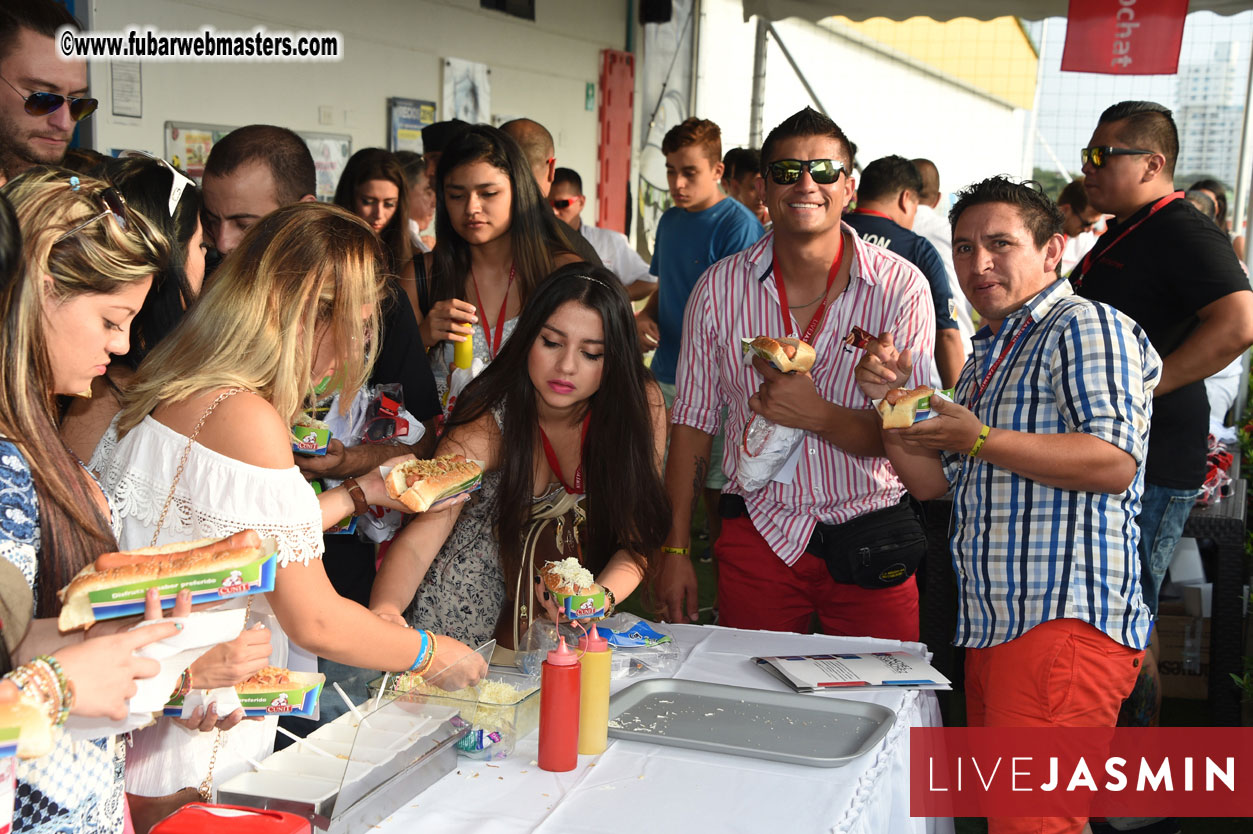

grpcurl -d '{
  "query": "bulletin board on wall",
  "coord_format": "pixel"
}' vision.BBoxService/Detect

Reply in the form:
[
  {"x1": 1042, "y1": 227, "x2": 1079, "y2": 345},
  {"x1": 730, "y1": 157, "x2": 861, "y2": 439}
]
[{"x1": 164, "y1": 122, "x2": 352, "y2": 201}]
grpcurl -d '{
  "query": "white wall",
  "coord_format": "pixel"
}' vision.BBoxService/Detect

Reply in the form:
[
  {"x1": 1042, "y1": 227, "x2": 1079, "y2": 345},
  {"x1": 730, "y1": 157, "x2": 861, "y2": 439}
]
[
  {"x1": 86, "y1": 0, "x2": 632, "y2": 210},
  {"x1": 695, "y1": 0, "x2": 1029, "y2": 201}
]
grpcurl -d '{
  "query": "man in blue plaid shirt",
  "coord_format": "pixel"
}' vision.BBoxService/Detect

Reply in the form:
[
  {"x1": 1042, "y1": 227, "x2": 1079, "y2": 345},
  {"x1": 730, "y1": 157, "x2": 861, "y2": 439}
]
[{"x1": 856, "y1": 177, "x2": 1160, "y2": 834}]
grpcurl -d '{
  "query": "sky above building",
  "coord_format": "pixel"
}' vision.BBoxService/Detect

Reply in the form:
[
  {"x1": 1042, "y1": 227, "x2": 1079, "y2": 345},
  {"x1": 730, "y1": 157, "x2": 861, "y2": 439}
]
[{"x1": 1026, "y1": 10, "x2": 1252, "y2": 182}]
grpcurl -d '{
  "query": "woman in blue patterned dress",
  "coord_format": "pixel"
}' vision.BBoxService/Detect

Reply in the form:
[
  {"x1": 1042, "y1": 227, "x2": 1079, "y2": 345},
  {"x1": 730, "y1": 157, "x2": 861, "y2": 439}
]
[{"x1": 0, "y1": 169, "x2": 185, "y2": 833}]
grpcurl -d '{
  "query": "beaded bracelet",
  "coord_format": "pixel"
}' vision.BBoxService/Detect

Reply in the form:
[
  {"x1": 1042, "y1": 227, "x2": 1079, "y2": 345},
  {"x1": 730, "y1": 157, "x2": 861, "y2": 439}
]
[
  {"x1": 603, "y1": 587, "x2": 617, "y2": 616},
  {"x1": 37, "y1": 656, "x2": 74, "y2": 726},
  {"x1": 9, "y1": 659, "x2": 65, "y2": 727}
]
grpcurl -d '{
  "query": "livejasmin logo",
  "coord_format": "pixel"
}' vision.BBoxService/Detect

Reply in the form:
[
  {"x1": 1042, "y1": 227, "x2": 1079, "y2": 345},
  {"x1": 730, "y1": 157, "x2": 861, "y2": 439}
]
[
  {"x1": 926, "y1": 754, "x2": 1234, "y2": 793},
  {"x1": 1111, "y1": 0, "x2": 1140, "y2": 69},
  {"x1": 909, "y1": 728, "x2": 1253, "y2": 818}
]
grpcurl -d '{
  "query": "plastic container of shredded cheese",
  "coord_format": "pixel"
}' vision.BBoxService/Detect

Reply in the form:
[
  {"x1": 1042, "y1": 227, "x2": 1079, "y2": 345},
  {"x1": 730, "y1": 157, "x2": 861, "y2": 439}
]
[{"x1": 367, "y1": 667, "x2": 540, "y2": 761}]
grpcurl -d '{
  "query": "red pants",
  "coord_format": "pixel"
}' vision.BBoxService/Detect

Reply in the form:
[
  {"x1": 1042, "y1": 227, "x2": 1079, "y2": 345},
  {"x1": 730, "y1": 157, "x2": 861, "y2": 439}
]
[
  {"x1": 965, "y1": 618, "x2": 1144, "y2": 834},
  {"x1": 714, "y1": 515, "x2": 918, "y2": 641}
]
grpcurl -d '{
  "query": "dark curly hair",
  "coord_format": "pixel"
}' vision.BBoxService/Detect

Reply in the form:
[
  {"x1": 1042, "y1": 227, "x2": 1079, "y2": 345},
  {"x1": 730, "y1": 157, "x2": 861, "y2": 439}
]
[{"x1": 949, "y1": 176, "x2": 1063, "y2": 248}]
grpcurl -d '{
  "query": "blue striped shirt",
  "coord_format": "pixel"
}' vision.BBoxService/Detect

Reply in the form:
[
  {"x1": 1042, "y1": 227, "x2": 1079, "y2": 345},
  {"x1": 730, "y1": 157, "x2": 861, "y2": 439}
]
[{"x1": 941, "y1": 278, "x2": 1160, "y2": 650}]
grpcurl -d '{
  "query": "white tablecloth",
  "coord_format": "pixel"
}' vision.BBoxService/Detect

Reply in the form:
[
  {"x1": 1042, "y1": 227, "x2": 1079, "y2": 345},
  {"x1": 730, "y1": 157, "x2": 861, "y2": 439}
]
[{"x1": 377, "y1": 625, "x2": 955, "y2": 834}]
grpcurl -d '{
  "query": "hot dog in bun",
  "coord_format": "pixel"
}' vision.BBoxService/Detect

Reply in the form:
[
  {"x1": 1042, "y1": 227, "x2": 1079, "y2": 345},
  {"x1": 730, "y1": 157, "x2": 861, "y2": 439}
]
[
  {"x1": 58, "y1": 530, "x2": 266, "y2": 631},
  {"x1": 384, "y1": 455, "x2": 483, "y2": 513},
  {"x1": 877, "y1": 386, "x2": 936, "y2": 429},
  {"x1": 748, "y1": 336, "x2": 816, "y2": 374}
]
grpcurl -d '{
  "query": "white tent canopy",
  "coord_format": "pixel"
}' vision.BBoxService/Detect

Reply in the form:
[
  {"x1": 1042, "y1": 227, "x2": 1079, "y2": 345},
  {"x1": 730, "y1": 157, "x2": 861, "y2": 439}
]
[{"x1": 741, "y1": 0, "x2": 1253, "y2": 23}]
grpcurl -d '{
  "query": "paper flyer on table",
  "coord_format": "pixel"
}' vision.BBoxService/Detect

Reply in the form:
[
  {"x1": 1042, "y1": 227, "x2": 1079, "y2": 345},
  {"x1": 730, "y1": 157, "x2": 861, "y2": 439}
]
[{"x1": 753, "y1": 650, "x2": 951, "y2": 693}]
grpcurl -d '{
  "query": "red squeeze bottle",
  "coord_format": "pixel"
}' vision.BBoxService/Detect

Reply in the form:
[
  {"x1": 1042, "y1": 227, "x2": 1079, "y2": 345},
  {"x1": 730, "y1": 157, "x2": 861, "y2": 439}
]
[{"x1": 538, "y1": 636, "x2": 581, "y2": 772}]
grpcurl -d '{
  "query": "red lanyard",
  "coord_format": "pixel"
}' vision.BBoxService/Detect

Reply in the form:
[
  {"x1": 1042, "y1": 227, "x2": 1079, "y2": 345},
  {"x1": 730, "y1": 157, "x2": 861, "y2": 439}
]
[
  {"x1": 539, "y1": 412, "x2": 591, "y2": 494},
  {"x1": 968, "y1": 316, "x2": 1033, "y2": 409},
  {"x1": 1072, "y1": 192, "x2": 1181, "y2": 289},
  {"x1": 851, "y1": 208, "x2": 892, "y2": 220},
  {"x1": 774, "y1": 234, "x2": 845, "y2": 343},
  {"x1": 470, "y1": 262, "x2": 516, "y2": 359}
]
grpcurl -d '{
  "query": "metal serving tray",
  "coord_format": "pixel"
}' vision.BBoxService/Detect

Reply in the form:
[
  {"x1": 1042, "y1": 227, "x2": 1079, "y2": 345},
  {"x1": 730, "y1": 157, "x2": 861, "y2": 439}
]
[{"x1": 607, "y1": 678, "x2": 895, "y2": 768}]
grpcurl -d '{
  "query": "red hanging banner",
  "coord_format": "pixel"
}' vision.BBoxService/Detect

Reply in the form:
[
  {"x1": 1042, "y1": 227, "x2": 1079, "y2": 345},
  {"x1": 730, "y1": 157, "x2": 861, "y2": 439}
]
[{"x1": 1060, "y1": 0, "x2": 1189, "y2": 76}]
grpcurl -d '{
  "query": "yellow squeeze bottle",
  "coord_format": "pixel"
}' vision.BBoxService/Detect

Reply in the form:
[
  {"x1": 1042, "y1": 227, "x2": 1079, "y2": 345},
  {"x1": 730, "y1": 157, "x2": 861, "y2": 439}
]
[
  {"x1": 453, "y1": 329, "x2": 475, "y2": 369},
  {"x1": 577, "y1": 625, "x2": 612, "y2": 755}
]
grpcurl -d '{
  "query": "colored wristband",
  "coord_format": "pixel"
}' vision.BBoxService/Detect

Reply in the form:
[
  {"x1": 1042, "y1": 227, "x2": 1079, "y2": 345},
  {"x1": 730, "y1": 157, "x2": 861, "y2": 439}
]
[
  {"x1": 661, "y1": 546, "x2": 689, "y2": 556},
  {"x1": 969, "y1": 425, "x2": 991, "y2": 458},
  {"x1": 409, "y1": 629, "x2": 429, "y2": 672}
]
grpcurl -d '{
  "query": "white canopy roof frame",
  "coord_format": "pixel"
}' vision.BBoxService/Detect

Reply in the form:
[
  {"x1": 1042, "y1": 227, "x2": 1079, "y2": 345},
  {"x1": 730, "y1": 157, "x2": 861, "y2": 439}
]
[{"x1": 740, "y1": 0, "x2": 1253, "y2": 274}]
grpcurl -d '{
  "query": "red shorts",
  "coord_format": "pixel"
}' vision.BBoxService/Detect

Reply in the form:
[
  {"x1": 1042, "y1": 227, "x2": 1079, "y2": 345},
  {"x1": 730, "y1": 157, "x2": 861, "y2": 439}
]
[
  {"x1": 965, "y1": 618, "x2": 1144, "y2": 834},
  {"x1": 713, "y1": 514, "x2": 918, "y2": 641}
]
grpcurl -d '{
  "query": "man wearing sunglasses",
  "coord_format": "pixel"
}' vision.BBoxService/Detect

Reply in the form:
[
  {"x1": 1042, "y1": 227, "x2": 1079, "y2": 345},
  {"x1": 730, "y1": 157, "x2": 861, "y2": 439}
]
[
  {"x1": 845, "y1": 155, "x2": 964, "y2": 388},
  {"x1": 550, "y1": 167, "x2": 654, "y2": 300},
  {"x1": 0, "y1": 1, "x2": 93, "y2": 184},
  {"x1": 1075, "y1": 101, "x2": 1253, "y2": 619},
  {"x1": 1055, "y1": 179, "x2": 1103, "y2": 277},
  {"x1": 657, "y1": 108, "x2": 934, "y2": 643}
]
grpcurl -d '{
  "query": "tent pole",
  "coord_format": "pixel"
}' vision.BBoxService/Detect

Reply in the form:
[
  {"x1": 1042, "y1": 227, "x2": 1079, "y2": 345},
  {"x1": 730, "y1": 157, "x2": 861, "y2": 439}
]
[
  {"x1": 766, "y1": 23, "x2": 831, "y2": 118},
  {"x1": 749, "y1": 17, "x2": 767, "y2": 148}
]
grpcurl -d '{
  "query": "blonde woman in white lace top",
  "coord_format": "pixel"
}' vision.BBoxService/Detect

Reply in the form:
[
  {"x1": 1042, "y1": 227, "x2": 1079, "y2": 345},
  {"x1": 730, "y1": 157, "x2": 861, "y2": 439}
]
[{"x1": 92, "y1": 204, "x2": 486, "y2": 803}]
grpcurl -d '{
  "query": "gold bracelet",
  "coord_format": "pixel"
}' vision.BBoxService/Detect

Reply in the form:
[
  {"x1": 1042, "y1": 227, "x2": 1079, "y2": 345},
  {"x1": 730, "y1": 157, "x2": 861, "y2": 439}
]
[
  {"x1": 969, "y1": 424, "x2": 991, "y2": 457},
  {"x1": 661, "y1": 546, "x2": 689, "y2": 556}
]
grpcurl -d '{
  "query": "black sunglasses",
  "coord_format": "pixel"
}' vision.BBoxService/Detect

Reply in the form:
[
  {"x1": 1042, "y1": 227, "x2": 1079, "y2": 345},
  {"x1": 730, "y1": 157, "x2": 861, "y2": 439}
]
[
  {"x1": 56, "y1": 187, "x2": 129, "y2": 244},
  {"x1": 550, "y1": 198, "x2": 579, "y2": 210},
  {"x1": 767, "y1": 158, "x2": 846, "y2": 186},
  {"x1": 0, "y1": 73, "x2": 98, "y2": 122},
  {"x1": 1080, "y1": 146, "x2": 1153, "y2": 169}
]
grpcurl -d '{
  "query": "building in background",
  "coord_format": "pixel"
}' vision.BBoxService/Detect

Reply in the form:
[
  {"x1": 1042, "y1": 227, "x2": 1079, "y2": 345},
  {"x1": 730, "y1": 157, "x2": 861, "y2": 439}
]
[{"x1": 1176, "y1": 42, "x2": 1244, "y2": 185}]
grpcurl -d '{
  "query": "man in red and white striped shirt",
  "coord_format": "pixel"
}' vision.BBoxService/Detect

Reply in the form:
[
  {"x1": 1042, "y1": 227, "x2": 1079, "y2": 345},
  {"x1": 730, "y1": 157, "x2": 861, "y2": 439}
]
[{"x1": 657, "y1": 108, "x2": 936, "y2": 640}]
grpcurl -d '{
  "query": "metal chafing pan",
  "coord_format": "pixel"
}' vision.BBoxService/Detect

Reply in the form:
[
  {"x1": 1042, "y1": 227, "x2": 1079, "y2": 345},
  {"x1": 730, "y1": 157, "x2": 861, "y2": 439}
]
[{"x1": 607, "y1": 678, "x2": 895, "y2": 768}]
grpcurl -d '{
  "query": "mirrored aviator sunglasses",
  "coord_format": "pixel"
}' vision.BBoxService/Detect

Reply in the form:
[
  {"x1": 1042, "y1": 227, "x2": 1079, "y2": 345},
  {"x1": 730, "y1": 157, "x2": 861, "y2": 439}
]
[
  {"x1": 767, "y1": 158, "x2": 845, "y2": 185},
  {"x1": 0, "y1": 75, "x2": 98, "y2": 122}
]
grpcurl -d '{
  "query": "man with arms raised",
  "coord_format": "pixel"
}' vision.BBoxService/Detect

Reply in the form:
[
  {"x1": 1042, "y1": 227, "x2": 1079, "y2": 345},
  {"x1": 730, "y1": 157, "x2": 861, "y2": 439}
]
[
  {"x1": 657, "y1": 108, "x2": 932, "y2": 640},
  {"x1": 0, "y1": 0, "x2": 92, "y2": 184},
  {"x1": 856, "y1": 177, "x2": 1157, "y2": 834}
]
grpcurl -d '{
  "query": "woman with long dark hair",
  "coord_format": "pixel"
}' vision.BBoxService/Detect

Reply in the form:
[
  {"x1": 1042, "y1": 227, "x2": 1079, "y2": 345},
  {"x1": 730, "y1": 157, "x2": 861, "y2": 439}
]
[
  {"x1": 415, "y1": 125, "x2": 582, "y2": 407},
  {"x1": 1189, "y1": 177, "x2": 1245, "y2": 260},
  {"x1": 334, "y1": 148, "x2": 413, "y2": 282},
  {"x1": 371, "y1": 264, "x2": 670, "y2": 649},
  {"x1": 61, "y1": 151, "x2": 206, "y2": 460}
]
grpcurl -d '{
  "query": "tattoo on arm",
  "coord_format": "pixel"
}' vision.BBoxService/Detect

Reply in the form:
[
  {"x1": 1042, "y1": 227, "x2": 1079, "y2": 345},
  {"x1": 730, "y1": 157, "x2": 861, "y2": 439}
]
[{"x1": 691, "y1": 455, "x2": 709, "y2": 517}]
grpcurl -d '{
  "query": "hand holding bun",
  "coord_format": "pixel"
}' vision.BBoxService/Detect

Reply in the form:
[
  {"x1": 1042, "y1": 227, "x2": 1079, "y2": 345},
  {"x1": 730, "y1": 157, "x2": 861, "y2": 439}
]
[
  {"x1": 749, "y1": 336, "x2": 816, "y2": 374},
  {"x1": 877, "y1": 386, "x2": 935, "y2": 429}
]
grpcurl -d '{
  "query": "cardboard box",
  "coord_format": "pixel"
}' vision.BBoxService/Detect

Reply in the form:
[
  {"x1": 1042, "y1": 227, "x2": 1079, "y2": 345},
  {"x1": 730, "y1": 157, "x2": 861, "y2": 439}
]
[
  {"x1": 81, "y1": 548, "x2": 277, "y2": 623},
  {"x1": 1153, "y1": 613, "x2": 1210, "y2": 700},
  {"x1": 290, "y1": 423, "x2": 331, "y2": 456}
]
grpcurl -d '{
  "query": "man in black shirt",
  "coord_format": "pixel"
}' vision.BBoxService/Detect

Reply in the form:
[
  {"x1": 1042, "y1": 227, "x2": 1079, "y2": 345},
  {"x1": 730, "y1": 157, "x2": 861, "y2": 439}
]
[
  {"x1": 1073, "y1": 100, "x2": 1253, "y2": 617},
  {"x1": 845, "y1": 155, "x2": 965, "y2": 387}
]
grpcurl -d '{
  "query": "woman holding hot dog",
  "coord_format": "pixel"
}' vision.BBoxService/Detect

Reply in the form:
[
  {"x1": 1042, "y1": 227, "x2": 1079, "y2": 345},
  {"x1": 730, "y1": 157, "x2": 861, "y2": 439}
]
[
  {"x1": 0, "y1": 171, "x2": 195, "y2": 832},
  {"x1": 414, "y1": 125, "x2": 583, "y2": 407},
  {"x1": 372, "y1": 264, "x2": 670, "y2": 649},
  {"x1": 94, "y1": 202, "x2": 486, "y2": 805}
]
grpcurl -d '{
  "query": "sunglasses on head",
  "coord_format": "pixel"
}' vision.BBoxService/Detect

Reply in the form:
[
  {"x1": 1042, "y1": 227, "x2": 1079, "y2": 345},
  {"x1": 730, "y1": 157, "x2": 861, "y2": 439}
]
[
  {"x1": 767, "y1": 158, "x2": 846, "y2": 185},
  {"x1": 120, "y1": 150, "x2": 196, "y2": 217},
  {"x1": 1080, "y1": 146, "x2": 1153, "y2": 169},
  {"x1": 551, "y1": 197, "x2": 579, "y2": 209},
  {"x1": 0, "y1": 73, "x2": 98, "y2": 122},
  {"x1": 56, "y1": 187, "x2": 129, "y2": 244}
]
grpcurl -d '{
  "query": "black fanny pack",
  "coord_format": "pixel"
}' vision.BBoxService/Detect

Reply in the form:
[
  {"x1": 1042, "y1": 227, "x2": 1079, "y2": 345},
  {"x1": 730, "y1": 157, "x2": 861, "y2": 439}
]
[
  {"x1": 811, "y1": 497, "x2": 926, "y2": 589},
  {"x1": 722, "y1": 494, "x2": 925, "y2": 589}
]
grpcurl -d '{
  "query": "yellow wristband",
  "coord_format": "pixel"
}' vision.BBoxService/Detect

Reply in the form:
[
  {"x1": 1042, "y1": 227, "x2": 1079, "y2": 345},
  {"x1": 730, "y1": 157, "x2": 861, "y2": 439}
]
[
  {"x1": 969, "y1": 424, "x2": 991, "y2": 457},
  {"x1": 661, "y1": 546, "x2": 690, "y2": 556}
]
